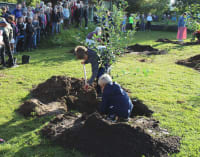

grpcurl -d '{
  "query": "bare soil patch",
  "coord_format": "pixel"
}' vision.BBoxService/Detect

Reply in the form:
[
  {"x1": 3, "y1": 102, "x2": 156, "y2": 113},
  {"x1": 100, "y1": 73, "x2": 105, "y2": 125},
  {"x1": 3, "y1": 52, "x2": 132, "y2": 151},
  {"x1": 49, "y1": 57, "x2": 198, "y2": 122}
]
[{"x1": 176, "y1": 54, "x2": 200, "y2": 72}]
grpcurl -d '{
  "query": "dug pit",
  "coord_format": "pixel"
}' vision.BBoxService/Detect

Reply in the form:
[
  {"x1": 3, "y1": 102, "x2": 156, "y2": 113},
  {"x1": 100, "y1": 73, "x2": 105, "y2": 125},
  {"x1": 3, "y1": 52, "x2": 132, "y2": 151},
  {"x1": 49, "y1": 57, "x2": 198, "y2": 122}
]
[
  {"x1": 156, "y1": 38, "x2": 199, "y2": 46},
  {"x1": 176, "y1": 54, "x2": 200, "y2": 72},
  {"x1": 126, "y1": 44, "x2": 167, "y2": 55},
  {"x1": 17, "y1": 76, "x2": 180, "y2": 157}
]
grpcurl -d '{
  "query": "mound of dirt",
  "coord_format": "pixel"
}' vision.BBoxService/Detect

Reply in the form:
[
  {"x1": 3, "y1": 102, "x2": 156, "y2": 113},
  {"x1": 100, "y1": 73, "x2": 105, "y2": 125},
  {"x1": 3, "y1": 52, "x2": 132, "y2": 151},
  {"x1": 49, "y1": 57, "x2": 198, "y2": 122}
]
[
  {"x1": 42, "y1": 112, "x2": 180, "y2": 157},
  {"x1": 31, "y1": 76, "x2": 99, "y2": 114},
  {"x1": 126, "y1": 44, "x2": 167, "y2": 55},
  {"x1": 17, "y1": 99, "x2": 67, "y2": 117},
  {"x1": 156, "y1": 38, "x2": 199, "y2": 46},
  {"x1": 176, "y1": 54, "x2": 200, "y2": 72}
]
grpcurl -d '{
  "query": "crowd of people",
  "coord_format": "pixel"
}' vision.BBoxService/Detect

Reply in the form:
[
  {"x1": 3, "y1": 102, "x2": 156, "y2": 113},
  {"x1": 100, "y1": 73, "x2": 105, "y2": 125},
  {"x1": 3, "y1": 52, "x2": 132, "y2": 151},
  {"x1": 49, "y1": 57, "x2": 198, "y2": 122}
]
[{"x1": 0, "y1": 0, "x2": 90, "y2": 68}]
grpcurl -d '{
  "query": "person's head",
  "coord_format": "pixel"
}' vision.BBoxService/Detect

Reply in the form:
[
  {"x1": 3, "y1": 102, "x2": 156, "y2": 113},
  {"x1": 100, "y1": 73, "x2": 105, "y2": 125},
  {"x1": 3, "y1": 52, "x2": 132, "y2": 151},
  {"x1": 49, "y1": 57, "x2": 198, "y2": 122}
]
[
  {"x1": 47, "y1": 2, "x2": 52, "y2": 7},
  {"x1": 6, "y1": 5, "x2": 9, "y2": 11},
  {"x1": 183, "y1": 12, "x2": 187, "y2": 17},
  {"x1": 75, "y1": 46, "x2": 88, "y2": 60},
  {"x1": 7, "y1": 15, "x2": 15, "y2": 23},
  {"x1": 1, "y1": 6, "x2": 7, "y2": 13},
  {"x1": 57, "y1": 7, "x2": 62, "y2": 12},
  {"x1": 95, "y1": 27, "x2": 102, "y2": 36},
  {"x1": 23, "y1": 11, "x2": 27, "y2": 16},
  {"x1": 40, "y1": 1, "x2": 45, "y2": 7},
  {"x1": 28, "y1": 6, "x2": 32, "y2": 12},
  {"x1": 22, "y1": 1, "x2": 26, "y2": 7},
  {"x1": 64, "y1": 3, "x2": 68, "y2": 8},
  {"x1": 45, "y1": 7, "x2": 50, "y2": 13},
  {"x1": 27, "y1": 17, "x2": 32, "y2": 23},
  {"x1": 17, "y1": 4, "x2": 22, "y2": 10},
  {"x1": 18, "y1": 17, "x2": 24, "y2": 23},
  {"x1": 98, "y1": 74, "x2": 112, "y2": 91}
]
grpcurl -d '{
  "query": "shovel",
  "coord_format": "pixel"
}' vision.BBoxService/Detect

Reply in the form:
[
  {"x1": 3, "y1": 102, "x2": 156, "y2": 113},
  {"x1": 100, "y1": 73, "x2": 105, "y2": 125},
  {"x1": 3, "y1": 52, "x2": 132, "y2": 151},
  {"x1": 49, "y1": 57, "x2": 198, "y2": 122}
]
[{"x1": 83, "y1": 64, "x2": 88, "y2": 90}]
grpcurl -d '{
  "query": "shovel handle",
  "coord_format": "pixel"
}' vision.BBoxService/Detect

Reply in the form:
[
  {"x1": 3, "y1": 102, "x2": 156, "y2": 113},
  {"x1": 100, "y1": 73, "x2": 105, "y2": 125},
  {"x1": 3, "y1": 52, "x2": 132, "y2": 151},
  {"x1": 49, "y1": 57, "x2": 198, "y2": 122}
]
[{"x1": 83, "y1": 64, "x2": 87, "y2": 85}]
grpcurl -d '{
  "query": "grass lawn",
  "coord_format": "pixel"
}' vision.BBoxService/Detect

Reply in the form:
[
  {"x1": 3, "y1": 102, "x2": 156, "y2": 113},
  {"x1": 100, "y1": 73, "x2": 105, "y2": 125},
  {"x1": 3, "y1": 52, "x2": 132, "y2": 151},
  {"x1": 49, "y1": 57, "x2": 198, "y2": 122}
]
[{"x1": 0, "y1": 30, "x2": 200, "y2": 157}]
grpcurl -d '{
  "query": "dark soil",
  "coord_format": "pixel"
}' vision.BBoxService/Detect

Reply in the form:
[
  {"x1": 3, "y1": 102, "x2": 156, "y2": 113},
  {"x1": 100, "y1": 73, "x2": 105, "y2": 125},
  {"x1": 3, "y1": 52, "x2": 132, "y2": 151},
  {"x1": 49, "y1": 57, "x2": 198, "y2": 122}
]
[
  {"x1": 42, "y1": 112, "x2": 180, "y2": 157},
  {"x1": 18, "y1": 76, "x2": 154, "y2": 117},
  {"x1": 126, "y1": 44, "x2": 167, "y2": 55},
  {"x1": 156, "y1": 38, "x2": 199, "y2": 46},
  {"x1": 176, "y1": 54, "x2": 200, "y2": 72}
]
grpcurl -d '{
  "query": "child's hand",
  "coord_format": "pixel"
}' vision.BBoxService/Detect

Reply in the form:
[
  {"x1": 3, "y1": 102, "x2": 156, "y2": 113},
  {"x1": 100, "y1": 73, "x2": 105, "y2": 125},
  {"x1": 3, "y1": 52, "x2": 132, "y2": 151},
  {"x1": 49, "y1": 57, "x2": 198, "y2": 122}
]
[{"x1": 81, "y1": 61, "x2": 85, "y2": 64}]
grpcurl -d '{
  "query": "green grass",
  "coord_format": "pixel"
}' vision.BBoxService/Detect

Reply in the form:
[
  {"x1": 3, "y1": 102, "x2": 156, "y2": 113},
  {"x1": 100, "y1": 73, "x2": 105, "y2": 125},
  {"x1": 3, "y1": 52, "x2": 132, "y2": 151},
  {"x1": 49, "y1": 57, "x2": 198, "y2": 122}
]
[{"x1": 0, "y1": 30, "x2": 200, "y2": 157}]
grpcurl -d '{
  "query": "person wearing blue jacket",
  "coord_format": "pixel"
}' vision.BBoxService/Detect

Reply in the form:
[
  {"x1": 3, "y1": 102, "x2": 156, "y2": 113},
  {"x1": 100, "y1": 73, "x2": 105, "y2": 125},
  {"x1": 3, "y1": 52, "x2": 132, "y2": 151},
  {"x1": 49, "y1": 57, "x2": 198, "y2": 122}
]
[
  {"x1": 12, "y1": 4, "x2": 22, "y2": 19},
  {"x1": 98, "y1": 74, "x2": 133, "y2": 121},
  {"x1": 177, "y1": 12, "x2": 187, "y2": 42}
]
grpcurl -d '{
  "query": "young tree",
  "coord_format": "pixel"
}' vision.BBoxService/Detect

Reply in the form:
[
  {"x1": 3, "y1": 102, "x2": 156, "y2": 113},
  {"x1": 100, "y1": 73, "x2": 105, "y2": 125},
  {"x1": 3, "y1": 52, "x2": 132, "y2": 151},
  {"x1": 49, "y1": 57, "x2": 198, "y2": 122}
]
[{"x1": 77, "y1": 0, "x2": 137, "y2": 67}]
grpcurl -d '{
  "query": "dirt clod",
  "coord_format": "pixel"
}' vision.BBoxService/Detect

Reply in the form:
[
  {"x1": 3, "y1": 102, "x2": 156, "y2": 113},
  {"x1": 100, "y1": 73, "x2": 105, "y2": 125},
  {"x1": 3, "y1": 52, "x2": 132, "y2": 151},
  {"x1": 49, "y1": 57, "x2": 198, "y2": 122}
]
[
  {"x1": 42, "y1": 112, "x2": 180, "y2": 157},
  {"x1": 126, "y1": 44, "x2": 167, "y2": 55},
  {"x1": 176, "y1": 54, "x2": 200, "y2": 72}
]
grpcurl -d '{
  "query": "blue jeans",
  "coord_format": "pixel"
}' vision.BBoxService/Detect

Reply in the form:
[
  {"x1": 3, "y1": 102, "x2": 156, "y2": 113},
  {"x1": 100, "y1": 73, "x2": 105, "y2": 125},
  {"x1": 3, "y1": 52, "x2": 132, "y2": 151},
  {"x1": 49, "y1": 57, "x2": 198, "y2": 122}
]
[
  {"x1": 33, "y1": 32, "x2": 37, "y2": 48},
  {"x1": 140, "y1": 23, "x2": 145, "y2": 31},
  {"x1": 57, "y1": 23, "x2": 61, "y2": 33},
  {"x1": 37, "y1": 29, "x2": 40, "y2": 43},
  {"x1": 52, "y1": 22, "x2": 58, "y2": 35}
]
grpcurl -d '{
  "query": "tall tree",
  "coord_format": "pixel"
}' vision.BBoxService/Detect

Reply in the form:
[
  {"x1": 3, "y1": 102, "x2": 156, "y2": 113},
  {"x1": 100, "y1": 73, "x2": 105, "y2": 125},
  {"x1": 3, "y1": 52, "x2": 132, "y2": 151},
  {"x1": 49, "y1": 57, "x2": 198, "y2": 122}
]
[
  {"x1": 126, "y1": 0, "x2": 170, "y2": 15},
  {"x1": 173, "y1": 0, "x2": 200, "y2": 13}
]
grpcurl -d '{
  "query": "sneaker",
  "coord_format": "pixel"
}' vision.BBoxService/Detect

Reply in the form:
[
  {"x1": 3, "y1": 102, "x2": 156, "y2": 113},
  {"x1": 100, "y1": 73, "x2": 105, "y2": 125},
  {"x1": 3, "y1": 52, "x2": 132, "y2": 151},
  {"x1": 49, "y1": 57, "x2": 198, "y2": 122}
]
[{"x1": 106, "y1": 114, "x2": 116, "y2": 122}]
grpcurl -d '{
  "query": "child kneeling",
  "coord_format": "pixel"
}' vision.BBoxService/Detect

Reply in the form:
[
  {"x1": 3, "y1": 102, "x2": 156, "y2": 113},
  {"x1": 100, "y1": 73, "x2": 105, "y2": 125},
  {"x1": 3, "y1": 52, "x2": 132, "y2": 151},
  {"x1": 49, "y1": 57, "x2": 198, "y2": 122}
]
[{"x1": 98, "y1": 74, "x2": 133, "y2": 121}]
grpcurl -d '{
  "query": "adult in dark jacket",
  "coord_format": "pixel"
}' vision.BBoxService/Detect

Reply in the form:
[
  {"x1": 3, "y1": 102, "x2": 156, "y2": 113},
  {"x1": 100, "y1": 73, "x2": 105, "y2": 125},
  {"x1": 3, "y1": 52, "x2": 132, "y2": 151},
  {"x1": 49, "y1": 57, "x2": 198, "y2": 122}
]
[
  {"x1": 74, "y1": 4, "x2": 81, "y2": 27},
  {"x1": 0, "y1": 18, "x2": 15, "y2": 67},
  {"x1": 83, "y1": 5, "x2": 88, "y2": 29},
  {"x1": 51, "y1": 8, "x2": 59, "y2": 35},
  {"x1": 98, "y1": 74, "x2": 133, "y2": 120},
  {"x1": 25, "y1": 17, "x2": 34, "y2": 51},
  {"x1": 75, "y1": 46, "x2": 110, "y2": 90}
]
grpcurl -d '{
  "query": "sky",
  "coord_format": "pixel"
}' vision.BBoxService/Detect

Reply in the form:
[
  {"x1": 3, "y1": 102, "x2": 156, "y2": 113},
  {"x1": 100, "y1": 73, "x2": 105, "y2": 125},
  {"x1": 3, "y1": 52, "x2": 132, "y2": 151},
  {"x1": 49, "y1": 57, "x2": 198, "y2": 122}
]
[{"x1": 170, "y1": 0, "x2": 175, "y2": 4}]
